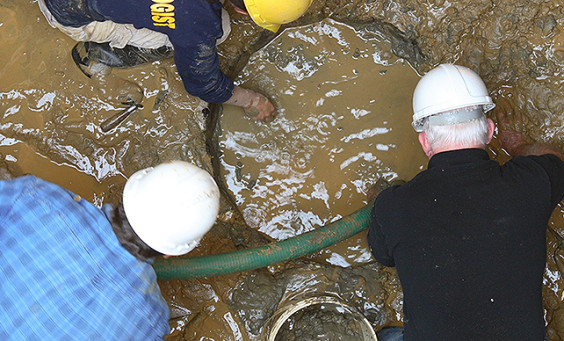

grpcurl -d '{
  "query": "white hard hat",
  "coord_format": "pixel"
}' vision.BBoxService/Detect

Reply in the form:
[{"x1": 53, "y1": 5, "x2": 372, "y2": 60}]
[
  {"x1": 412, "y1": 64, "x2": 495, "y2": 132},
  {"x1": 123, "y1": 160, "x2": 220, "y2": 256}
]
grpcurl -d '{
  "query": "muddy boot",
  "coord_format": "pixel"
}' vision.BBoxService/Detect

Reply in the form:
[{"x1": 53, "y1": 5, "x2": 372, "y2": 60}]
[{"x1": 71, "y1": 42, "x2": 174, "y2": 78}]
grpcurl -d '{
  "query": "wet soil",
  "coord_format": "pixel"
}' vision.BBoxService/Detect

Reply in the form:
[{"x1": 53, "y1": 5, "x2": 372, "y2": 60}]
[
  {"x1": 220, "y1": 19, "x2": 426, "y2": 244},
  {"x1": 1, "y1": 0, "x2": 564, "y2": 340}
]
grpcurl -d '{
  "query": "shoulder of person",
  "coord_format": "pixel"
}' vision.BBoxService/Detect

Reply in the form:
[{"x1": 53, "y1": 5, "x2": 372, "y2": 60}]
[{"x1": 510, "y1": 153, "x2": 564, "y2": 171}]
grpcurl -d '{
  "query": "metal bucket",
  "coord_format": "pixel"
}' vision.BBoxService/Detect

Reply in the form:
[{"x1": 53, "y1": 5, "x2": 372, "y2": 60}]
[{"x1": 262, "y1": 296, "x2": 378, "y2": 341}]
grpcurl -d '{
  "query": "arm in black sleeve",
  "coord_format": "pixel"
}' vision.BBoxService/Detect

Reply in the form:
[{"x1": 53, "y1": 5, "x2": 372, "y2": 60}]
[
  {"x1": 367, "y1": 199, "x2": 395, "y2": 267},
  {"x1": 527, "y1": 154, "x2": 564, "y2": 207}
]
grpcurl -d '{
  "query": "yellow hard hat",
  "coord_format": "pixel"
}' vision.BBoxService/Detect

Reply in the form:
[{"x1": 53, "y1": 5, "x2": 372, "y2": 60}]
[{"x1": 244, "y1": 0, "x2": 313, "y2": 32}]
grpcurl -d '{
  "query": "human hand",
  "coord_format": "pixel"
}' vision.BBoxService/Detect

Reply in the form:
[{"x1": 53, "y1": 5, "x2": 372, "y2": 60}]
[
  {"x1": 225, "y1": 86, "x2": 277, "y2": 123},
  {"x1": 0, "y1": 157, "x2": 13, "y2": 180},
  {"x1": 366, "y1": 178, "x2": 391, "y2": 202},
  {"x1": 493, "y1": 97, "x2": 564, "y2": 159},
  {"x1": 366, "y1": 178, "x2": 406, "y2": 202},
  {"x1": 225, "y1": 86, "x2": 277, "y2": 122},
  {"x1": 244, "y1": 92, "x2": 277, "y2": 123},
  {"x1": 493, "y1": 97, "x2": 529, "y2": 155}
]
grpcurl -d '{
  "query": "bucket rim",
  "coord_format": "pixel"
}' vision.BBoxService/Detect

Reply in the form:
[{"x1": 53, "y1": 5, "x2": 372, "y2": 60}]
[{"x1": 262, "y1": 295, "x2": 378, "y2": 341}]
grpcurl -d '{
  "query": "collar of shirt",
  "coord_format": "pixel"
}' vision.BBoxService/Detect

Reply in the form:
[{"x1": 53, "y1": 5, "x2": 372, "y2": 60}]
[{"x1": 428, "y1": 148, "x2": 490, "y2": 169}]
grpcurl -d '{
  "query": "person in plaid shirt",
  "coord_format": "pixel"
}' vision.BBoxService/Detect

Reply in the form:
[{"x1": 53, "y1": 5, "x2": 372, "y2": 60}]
[{"x1": 0, "y1": 160, "x2": 219, "y2": 340}]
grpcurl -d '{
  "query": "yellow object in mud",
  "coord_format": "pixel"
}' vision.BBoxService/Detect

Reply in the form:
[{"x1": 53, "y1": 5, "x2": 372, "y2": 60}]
[{"x1": 244, "y1": 0, "x2": 313, "y2": 32}]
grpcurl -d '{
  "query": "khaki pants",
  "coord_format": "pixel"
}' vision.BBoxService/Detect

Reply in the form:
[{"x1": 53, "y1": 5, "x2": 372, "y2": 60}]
[{"x1": 37, "y1": 0, "x2": 231, "y2": 49}]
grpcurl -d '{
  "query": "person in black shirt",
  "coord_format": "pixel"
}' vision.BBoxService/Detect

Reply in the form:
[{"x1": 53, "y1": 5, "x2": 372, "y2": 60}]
[{"x1": 368, "y1": 64, "x2": 564, "y2": 341}]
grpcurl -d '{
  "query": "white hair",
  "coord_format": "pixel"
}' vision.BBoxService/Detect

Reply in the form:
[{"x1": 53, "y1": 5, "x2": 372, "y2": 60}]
[{"x1": 423, "y1": 115, "x2": 489, "y2": 151}]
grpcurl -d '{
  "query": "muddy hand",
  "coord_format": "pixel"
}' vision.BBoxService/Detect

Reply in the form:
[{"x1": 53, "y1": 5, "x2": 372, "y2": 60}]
[
  {"x1": 245, "y1": 93, "x2": 276, "y2": 123},
  {"x1": 366, "y1": 178, "x2": 389, "y2": 202},
  {"x1": 366, "y1": 178, "x2": 406, "y2": 202},
  {"x1": 225, "y1": 86, "x2": 277, "y2": 123},
  {"x1": 493, "y1": 97, "x2": 529, "y2": 155}
]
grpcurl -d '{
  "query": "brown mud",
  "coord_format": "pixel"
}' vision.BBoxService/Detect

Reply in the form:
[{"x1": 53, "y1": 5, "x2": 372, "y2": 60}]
[
  {"x1": 220, "y1": 19, "x2": 427, "y2": 244},
  {"x1": 1, "y1": 0, "x2": 564, "y2": 340}
]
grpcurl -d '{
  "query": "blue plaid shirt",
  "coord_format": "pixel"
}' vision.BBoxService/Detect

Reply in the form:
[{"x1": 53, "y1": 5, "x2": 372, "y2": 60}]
[{"x1": 0, "y1": 176, "x2": 170, "y2": 340}]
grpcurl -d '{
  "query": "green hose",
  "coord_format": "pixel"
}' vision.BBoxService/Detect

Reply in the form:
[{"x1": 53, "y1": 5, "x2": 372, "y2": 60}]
[{"x1": 153, "y1": 204, "x2": 372, "y2": 280}]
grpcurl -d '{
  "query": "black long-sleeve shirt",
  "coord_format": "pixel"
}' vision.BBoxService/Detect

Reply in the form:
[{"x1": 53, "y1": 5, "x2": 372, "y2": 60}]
[{"x1": 368, "y1": 148, "x2": 564, "y2": 340}]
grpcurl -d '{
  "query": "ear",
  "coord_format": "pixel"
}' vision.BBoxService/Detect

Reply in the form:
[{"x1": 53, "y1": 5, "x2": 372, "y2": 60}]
[
  {"x1": 486, "y1": 118, "x2": 495, "y2": 144},
  {"x1": 418, "y1": 132, "x2": 434, "y2": 159}
]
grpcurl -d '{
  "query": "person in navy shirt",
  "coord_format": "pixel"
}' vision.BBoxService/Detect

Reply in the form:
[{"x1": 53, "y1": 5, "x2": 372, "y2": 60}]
[{"x1": 37, "y1": 0, "x2": 313, "y2": 122}]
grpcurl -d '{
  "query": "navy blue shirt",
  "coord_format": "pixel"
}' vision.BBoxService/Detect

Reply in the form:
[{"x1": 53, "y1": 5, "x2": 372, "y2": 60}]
[
  {"x1": 45, "y1": 0, "x2": 234, "y2": 103},
  {"x1": 368, "y1": 149, "x2": 564, "y2": 341}
]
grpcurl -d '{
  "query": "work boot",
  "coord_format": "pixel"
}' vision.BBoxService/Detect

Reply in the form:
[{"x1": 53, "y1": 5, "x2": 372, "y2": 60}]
[
  {"x1": 71, "y1": 42, "x2": 174, "y2": 78},
  {"x1": 72, "y1": 42, "x2": 110, "y2": 78}
]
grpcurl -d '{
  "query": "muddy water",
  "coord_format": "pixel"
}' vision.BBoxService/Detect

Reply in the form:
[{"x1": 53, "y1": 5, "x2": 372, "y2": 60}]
[
  {"x1": 2, "y1": 0, "x2": 564, "y2": 340},
  {"x1": 0, "y1": 0, "x2": 211, "y2": 205},
  {"x1": 220, "y1": 19, "x2": 426, "y2": 245}
]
